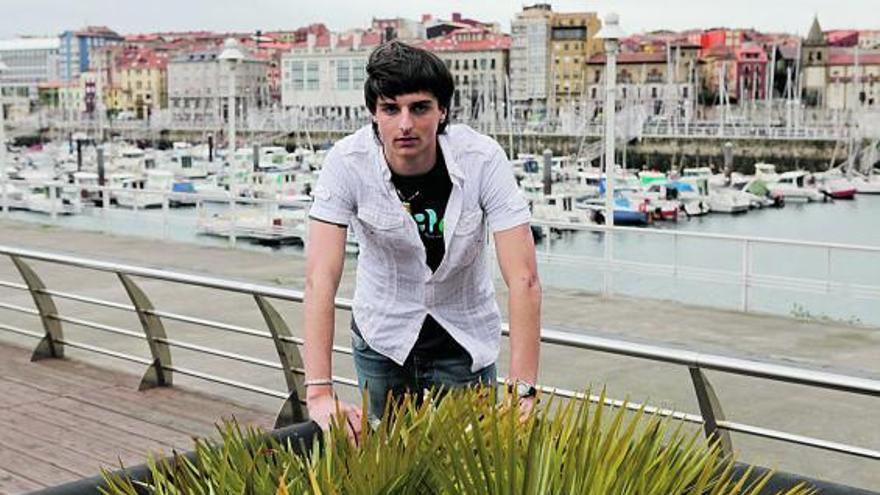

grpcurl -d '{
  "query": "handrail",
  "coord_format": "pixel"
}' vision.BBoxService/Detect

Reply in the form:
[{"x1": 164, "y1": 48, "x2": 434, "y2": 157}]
[{"x1": 1, "y1": 243, "x2": 878, "y2": 468}]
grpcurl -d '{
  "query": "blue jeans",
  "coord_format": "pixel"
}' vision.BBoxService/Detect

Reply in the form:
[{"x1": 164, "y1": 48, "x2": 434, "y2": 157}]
[{"x1": 351, "y1": 330, "x2": 497, "y2": 421}]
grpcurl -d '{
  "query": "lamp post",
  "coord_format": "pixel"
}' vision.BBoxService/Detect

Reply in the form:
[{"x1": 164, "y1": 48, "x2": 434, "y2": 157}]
[
  {"x1": 596, "y1": 13, "x2": 625, "y2": 297},
  {"x1": 597, "y1": 13, "x2": 625, "y2": 228},
  {"x1": 219, "y1": 38, "x2": 244, "y2": 166},
  {"x1": 0, "y1": 56, "x2": 8, "y2": 215},
  {"x1": 218, "y1": 38, "x2": 245, "y2": 246}
]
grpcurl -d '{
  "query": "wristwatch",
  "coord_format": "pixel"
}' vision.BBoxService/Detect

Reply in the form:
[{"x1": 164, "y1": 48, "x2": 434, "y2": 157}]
[{"x1": 508, "y1": 380, "x2": 537, "y2": 399}]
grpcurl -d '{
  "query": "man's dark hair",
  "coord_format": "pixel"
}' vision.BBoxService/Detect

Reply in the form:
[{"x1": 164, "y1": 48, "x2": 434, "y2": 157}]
[{"x1": 364, "y1": 41, "x2": 455, "y2": 135}]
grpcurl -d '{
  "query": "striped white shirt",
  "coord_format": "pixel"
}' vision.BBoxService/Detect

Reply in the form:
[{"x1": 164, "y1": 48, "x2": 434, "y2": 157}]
[{"x1": 309, "y1": 124, "x2": 531, "y2": 372}]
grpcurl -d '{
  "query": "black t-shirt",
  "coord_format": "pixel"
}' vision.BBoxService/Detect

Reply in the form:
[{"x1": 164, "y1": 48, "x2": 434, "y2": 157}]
[
  {"x1": 387, "y1": 149, "x2": 463, "y2": 356},
  {"x1": 390, "y1": 150, "x2": 452, "y2": 272}
]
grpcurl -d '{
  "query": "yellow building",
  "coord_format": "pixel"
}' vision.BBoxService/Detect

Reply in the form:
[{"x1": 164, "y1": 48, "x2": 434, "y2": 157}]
[
  {"x1": 114, "y1": 49, "x2": 169, "y2": 118},
  {"x1": 550, "y1": 11, "x2": 602, "y2": 111}
]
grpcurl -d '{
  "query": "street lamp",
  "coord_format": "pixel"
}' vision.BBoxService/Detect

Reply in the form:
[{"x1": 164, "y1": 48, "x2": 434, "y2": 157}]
[
  {"x1": 219, "y1": 38, "x2": 245, "y2": 164},
  {"x1": 0, "y1": 56, "x2": 8, "y2": 215},
  {"x1": 596, "y1": 13, "x2": 626, "y2": 228},
  {"x1": 596, "y1": 13, "x2": 625, "y2": 297}
]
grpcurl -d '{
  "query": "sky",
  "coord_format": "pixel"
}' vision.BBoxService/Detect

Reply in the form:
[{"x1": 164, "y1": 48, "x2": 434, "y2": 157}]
[{"x1": 1, "y1": 0, "x2": 877, "y2": 39}]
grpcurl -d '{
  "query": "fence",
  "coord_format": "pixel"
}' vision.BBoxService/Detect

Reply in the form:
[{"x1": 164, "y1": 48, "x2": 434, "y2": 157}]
[{"x1": 0, "y1": 243, "x2": 877, "y2": 470}]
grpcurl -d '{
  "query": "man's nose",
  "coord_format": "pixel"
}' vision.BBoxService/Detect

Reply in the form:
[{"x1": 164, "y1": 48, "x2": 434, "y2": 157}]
[{"x1": 398, "y1": 109, "x2": 413, "y2": 132}]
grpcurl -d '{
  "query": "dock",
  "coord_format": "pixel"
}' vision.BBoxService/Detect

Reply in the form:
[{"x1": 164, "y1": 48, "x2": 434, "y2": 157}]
[
  {"x1": 0, "y1": 341, "x2": 272, "y2": 493},
  {"x1": 0, "y1": 218, "x2": 877, "y2": 492}
]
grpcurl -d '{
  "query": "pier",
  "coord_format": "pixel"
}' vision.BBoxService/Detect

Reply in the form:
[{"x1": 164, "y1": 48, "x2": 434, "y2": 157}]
[
  {"x1": 0, "y1": 219, "x2": 878, "y2": 492},
  {"x1": 0, "y1": 342, "x2": 272, "y2": 493}
]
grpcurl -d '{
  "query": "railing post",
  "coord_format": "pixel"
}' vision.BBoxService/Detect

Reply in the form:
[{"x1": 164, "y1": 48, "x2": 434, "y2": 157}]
[
  {"x1": 10, "y1": 255, "x2": 64, "y2": 360},
  {"x1": 740, "y1": 239, "x2": 751, "y2": 312},
  {"x1": 253, "y1": 294, "x2": 308, "y2": 427},
  {"x1": 117, "y1": 273, "x2": 173, "y2": 389},
  {"x1": 688, "y1": 366, "x2": 733, "y2": 457}
]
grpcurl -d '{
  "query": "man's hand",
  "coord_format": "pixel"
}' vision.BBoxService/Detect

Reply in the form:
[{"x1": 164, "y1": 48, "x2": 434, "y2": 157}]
[
  {"x1": 518, "y1": 395, "x2": 537, "y2": 421},
  {"x1": 308, "y1": 388, "x2": 364, "y2": 445}
]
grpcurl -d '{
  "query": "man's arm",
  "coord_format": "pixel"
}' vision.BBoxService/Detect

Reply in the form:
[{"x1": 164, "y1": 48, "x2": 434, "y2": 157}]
[
  {"x1": 493, "y1": 223, "x2": 542, "y2": 392},
  {"x1": 303, "y1": 218, "x2": 362, "y2": 437}
]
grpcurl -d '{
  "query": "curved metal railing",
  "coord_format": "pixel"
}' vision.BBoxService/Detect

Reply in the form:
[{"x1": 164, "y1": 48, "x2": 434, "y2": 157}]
[{"x1": 0, "y1": 243, "x2": 877, "y2": 466}]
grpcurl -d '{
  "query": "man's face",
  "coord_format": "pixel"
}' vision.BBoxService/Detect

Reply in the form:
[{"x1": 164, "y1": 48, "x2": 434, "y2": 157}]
[{"x1": 373, "y1": 91, "x2": 446, "y2": 164}]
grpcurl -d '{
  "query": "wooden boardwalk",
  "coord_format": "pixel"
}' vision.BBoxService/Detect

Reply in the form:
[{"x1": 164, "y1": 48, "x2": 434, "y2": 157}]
[{"x1": 0, "y1": 342, "x2": 274, "y2": 494}]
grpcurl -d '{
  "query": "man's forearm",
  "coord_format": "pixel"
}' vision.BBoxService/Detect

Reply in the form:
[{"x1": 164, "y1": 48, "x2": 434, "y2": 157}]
[
  {"x1": 303, "y1": 280, "x2": 339, "y2": 399},
  {"x1": 507, "y1": 274, "x2": 542, "y2": 384}
]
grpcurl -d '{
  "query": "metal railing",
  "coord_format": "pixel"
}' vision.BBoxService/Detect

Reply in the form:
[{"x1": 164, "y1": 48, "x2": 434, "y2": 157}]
[
  {"x1": 0, "y1": 243, "x2": 878, "y2": 468},
  {"x1": 530, "y1": 220, "x2": 880, "y2": 323}
]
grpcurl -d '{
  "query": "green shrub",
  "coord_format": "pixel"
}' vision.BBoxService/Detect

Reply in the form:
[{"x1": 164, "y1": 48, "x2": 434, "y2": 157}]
[{"x1": 103, "y1": 388, "x2": 814, "y2": 495}]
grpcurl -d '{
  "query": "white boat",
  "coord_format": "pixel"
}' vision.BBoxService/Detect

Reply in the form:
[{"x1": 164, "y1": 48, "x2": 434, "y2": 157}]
[
  {"x1": 197, "y1": 206, "x2": 307, "y2": 245},
  {"x1": 115, "y1": 170, "x2": 174, "y2": 209},
  {"x1": 530, "y1": 191, "x2": 593, "y2": 226},
  {"x1": 770, "y1": 171, "x2": 825, "y2": 202},
  {"x1": 729, "y1": 178, "x2": 784, "y2": 209},
  {"x1": 71, "y1": 171, "x2": 101, "y2": 204},
  {"x1": 853, "y1": 173, "x2": 880, "y2": 194},
  {"x1": 15, "y1": 182, "x2": 82, "y2": 215},
  {"x1": 707, "y1": 189, "x2": 751, "y2": 214},
  {"x1": 753, "y1": 162, "x2": 780, "y2": 182}
]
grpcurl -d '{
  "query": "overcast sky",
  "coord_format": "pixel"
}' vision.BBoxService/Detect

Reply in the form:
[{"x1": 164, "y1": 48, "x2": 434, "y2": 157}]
[{"x1": 2, "y1": 0, "x2": 876, "y2": 39}]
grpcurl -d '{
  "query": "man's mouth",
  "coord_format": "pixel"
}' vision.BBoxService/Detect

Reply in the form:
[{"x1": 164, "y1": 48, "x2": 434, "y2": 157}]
[{"x1": 395, "y1": 137, "x2": 419, "y2": 146}]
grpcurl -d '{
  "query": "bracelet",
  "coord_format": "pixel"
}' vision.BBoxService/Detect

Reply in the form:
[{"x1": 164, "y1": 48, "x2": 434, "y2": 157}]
[{"x1": 303, "y1": 378, "x2": 334, "y2": 388}]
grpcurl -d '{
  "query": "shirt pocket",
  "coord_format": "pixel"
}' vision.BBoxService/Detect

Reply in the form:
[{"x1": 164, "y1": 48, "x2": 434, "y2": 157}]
[
  {"x1": 356, "y1": 207, "x2": 404, "y2": 235},
  {"x1": 452, "y1": 209, "x2": 484, "y2": 265}
]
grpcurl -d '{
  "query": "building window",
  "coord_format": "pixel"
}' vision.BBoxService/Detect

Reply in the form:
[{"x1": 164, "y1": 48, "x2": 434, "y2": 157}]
[
  {"x1": 336, "y1": 59, "x2": 351, "y2": 90},
  {"x1": 290, "y1": 61, "x2": 304, "y2": 90},
  {"x1": 352, "y1": 59, "x2": 366, "y2": 86},
  {"x1": 463, "y1": 60, "x2": 468, "y2": 70},
  {"x1": 480, "y1": 58, "x2": 487, "y2": 70},
  {"x1": 491, "y1": 58, "x2": 496, "y2": 70},
  {"x1": 304, "y1": 61, "x2": 319, "y2": 89}
]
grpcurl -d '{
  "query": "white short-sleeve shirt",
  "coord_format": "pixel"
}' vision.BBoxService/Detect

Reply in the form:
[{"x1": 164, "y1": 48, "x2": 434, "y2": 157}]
[{"x1": 309, "y1": 124, "x2": 530, "y2": 372}]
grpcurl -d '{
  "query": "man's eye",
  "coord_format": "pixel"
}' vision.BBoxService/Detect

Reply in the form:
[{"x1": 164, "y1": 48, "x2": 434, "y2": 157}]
[
  {"x1": 382, "y1": 106, "x2": 399, "y2": 114},
  {"x1": 412, "y1": 105, "x2": 430, "y2": 114}
]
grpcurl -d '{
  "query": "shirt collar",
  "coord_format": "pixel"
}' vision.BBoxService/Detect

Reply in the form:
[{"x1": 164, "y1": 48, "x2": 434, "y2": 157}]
[{"x1": 375, "y1": 132, "x2": 466, "y2": 187}]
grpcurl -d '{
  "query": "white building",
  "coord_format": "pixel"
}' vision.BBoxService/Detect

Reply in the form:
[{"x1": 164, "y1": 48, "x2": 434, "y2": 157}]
[
  {"x1": 509, "y1": 4, "x2": 553, "y2": 121},
  {"x1": 825, "y1": 48, "x2": 880, "y2": 109},
  {"x1": 0, "y1": 37, "x2": 60, "y2": 118},
  {"x1": 280, "y1": 31, "x2": 382, "y2": 119},
  {"x1": 420, "y1": 28, "x2": 510, "y2": 122},
  {"x1": 168, "y1": 45, "x2": 270, "y2": 123}
]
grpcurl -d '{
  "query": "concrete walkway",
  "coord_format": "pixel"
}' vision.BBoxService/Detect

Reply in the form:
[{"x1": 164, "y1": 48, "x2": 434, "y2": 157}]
[{"x1": 0, "y1": 219, "x2": 877, "y2": 490}]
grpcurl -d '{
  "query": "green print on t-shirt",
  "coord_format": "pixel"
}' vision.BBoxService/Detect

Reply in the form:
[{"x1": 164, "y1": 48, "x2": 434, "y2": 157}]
[{"x1": 413, "y1": 209, "x2": 444, "y2": 238}]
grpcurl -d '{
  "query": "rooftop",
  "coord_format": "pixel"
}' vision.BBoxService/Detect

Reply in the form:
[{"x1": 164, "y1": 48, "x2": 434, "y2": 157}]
[
  {"x1": 418, "y1": 28, "x2": 510, "y2": 52},
  {"x1": 0, "y1": 37, "x2": 60, "y2": 52}
]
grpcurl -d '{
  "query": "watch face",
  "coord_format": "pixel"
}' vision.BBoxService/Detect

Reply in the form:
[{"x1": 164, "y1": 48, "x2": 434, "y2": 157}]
[{"x1": 516, "y1": 382, "x2": 536, "y2": 398}]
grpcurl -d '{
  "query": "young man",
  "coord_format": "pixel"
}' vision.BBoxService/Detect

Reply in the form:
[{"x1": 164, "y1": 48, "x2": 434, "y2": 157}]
[{"x1": 303, "y1": 41, "x2": 541, "y2": 438}]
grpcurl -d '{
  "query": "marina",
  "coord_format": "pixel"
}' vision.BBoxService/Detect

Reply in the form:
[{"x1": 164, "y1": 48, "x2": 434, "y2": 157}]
[
  {"x1": 1, "y1": 5, "x2": 879, "y2": 493},
  {"x1": 1, "y1": 136, "x2": 878, "y2": 326}
]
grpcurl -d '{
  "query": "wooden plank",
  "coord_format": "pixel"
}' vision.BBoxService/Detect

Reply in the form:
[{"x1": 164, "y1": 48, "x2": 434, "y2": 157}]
[
  {"x1": 73, "y1": 386, "x2": 272, "y2": 437},
  {"x1": 0, "y1": 408, "x2": 148, "y2": 468},
  {"x1": 0, "y1": 378, "x2": 55, "y2": 410},
  {"x1": 0, "y1": 411, "x2": 123, "y2": 469},
  {"x1": 0, "y1": 466, "x2": 44, "y2": 495},
  {"x1": 0, "y1": 442, "x2": 85, "y2": 490},
  {"x1": 41, "y1": 397, "x2": 198, "y2": 451},
  {"x1": 20, "y1": 400, "x2": 173, "y2": 460}
]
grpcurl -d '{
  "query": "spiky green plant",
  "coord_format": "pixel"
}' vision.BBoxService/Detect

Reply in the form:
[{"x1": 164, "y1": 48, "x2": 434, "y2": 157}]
[{"x1": 102, "y1": 388, "x2": 815, "y2": 495}]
